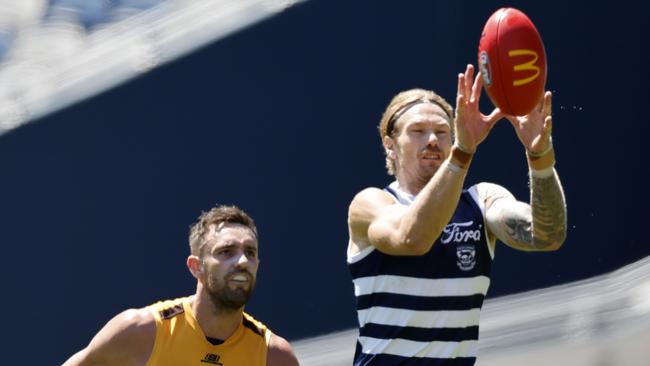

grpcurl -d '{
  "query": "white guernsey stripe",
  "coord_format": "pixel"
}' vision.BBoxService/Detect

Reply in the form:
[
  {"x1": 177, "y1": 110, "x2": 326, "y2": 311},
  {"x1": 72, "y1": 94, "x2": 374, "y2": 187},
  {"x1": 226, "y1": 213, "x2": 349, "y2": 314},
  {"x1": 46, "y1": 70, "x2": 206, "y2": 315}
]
[
  {"x1": 357, "y1": 307, "x2": 481, "y2": 329},
  {"x1": 353, "y1": 275, "x2": 490, "y2": 297},
  {"x1": 358, "y1": 336, "x2": 478, "y2": 358}
]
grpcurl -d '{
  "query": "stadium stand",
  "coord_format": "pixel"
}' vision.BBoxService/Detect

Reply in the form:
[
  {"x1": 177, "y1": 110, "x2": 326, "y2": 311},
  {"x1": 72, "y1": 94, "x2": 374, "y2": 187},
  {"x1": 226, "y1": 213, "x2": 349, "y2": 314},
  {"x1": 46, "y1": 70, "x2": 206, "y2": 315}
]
[{"x1": 0, "y1": 0, "x2": 301, "y2": 135}]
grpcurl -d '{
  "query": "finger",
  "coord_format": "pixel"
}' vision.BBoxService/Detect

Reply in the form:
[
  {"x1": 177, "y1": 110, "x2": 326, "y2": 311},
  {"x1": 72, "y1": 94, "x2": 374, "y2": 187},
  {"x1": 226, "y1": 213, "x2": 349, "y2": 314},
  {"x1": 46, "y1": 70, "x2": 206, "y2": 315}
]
[
  {"x1": 464, "y1": 64, "x2": 473, "y2": 96},
  {"x1": 457, "y1": 72, "x2": 466, "y2": 101},
  {"x1": 456, "y1": 93, "x2": 465, "y2": 119},
  {"x1": 456, "y1": 73, "x2": 466, "y2": 114},
  {"x1": 543, "y1": 91, "x2": 552, "y2": 116},
  {"x1": 470, "y1": 71, "x2": 483, "y2": 104}
]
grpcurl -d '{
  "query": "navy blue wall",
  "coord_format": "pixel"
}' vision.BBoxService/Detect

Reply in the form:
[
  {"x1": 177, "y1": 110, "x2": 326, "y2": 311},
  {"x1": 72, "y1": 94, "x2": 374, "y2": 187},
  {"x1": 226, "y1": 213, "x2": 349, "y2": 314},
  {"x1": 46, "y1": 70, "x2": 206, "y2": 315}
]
[{"x1": 1, "y1": 1, "x2": 648, "y2": 364}]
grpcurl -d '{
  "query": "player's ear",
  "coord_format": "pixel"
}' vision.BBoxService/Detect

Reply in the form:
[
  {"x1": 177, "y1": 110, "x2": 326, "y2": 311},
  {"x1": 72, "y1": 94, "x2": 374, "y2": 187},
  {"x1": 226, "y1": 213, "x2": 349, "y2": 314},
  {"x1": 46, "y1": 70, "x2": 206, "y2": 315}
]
[
  {"x1": 187, "y1": 255, "x2": 203, "y2": 279},
  {"x1": 383, "y1": 135, "x2": 396, "y2": 159}
]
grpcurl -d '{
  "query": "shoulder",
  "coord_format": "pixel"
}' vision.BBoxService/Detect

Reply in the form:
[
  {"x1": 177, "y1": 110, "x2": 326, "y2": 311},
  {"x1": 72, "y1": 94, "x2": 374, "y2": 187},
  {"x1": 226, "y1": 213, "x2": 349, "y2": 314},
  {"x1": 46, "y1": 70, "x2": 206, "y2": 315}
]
[
  {"x1": 350, "y1": 187, "x2": 394, "y2": 208},
  {"x1": 348, "y1": 187, "x2": 396, "y2": 250},
  {"x1": 267, "y1": 333, "x2": 299, "y2": 366},
  {"x1": 149, "y1": 296, "x2": 190, "y2": 320},
  {"x1": 112, "y1": 307, "x2": 157, "y2": 335},
  {"x1": 86, "y1": 308, "x2": 156, "y2": 365},
  {"x1": 102, "y1": 308, "x2": 156, "y2": 354},
  {"x1": 348, "y1": 187, "x2": 395, "y2": 224}
]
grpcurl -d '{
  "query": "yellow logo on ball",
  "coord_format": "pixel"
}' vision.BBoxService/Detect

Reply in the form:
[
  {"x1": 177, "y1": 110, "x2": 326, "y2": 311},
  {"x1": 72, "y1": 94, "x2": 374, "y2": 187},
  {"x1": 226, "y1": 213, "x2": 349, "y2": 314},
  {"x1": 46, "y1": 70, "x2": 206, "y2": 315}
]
[{"x1": 508, "y1": 49, "x2": 540, "y2": 86}]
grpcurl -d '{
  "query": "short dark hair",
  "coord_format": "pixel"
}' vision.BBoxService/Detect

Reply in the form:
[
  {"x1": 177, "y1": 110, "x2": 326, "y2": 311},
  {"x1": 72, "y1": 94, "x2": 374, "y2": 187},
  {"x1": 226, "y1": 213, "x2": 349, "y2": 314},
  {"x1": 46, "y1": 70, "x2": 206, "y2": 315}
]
[{"x1": 188, "y1": 204, "x2": 257, "y2": 255}]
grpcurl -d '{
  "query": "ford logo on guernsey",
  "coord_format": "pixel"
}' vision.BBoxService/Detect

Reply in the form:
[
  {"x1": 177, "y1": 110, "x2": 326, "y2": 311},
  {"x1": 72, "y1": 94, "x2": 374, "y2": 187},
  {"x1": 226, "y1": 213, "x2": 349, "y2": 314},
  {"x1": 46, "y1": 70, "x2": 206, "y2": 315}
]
[{"x1": 441, "y1": 221, "x2": 482, "y2": 244}]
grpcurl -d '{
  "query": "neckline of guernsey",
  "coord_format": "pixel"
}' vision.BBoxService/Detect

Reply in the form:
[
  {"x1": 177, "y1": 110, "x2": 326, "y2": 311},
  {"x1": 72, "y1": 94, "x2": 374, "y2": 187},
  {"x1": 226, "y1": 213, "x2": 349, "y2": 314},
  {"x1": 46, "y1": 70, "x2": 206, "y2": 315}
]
[
  {"x1": 388, "y1": 181, "x2": 415, "y2": 204},
  {"x1": 205, "y1": 336, "x2": 225, "y2": 345}
]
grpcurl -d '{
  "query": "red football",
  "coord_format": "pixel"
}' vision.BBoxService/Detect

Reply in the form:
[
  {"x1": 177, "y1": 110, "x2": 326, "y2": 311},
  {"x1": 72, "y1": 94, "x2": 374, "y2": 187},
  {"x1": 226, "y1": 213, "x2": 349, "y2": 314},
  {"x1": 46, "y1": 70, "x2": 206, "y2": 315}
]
[{"x1": 478, "y1": 8, "x2": 547, "y2": 116}]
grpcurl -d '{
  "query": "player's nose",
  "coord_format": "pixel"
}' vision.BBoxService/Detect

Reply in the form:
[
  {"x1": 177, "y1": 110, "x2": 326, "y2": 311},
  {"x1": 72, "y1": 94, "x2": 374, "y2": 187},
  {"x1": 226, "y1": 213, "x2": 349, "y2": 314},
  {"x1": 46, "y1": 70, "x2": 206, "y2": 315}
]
[{"x1": 427, "y1": 131, "x2": 438, "y2": 145}]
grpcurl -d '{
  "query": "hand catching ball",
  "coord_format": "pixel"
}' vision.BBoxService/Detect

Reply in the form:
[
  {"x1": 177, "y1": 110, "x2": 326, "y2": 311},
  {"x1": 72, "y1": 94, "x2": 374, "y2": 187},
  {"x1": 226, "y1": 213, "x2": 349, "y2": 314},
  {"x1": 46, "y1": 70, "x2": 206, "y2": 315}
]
[{"x1": 478, "y1": 8, "x2": 547, "y2": 116}]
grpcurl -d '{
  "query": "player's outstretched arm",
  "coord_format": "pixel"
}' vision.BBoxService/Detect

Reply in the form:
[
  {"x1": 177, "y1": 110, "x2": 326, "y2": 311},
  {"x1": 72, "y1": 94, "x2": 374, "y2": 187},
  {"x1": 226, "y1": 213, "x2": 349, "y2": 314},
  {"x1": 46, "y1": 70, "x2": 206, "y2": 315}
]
[
  {"x1": 493, "y1": 90, "x2": 567, "y2": 251},
  {"x1": 61, "y1": 308, "x2": 156, "y2": 366},
  {"x1": 348, "y1": 157, "x2": 472, "y2": 256}
]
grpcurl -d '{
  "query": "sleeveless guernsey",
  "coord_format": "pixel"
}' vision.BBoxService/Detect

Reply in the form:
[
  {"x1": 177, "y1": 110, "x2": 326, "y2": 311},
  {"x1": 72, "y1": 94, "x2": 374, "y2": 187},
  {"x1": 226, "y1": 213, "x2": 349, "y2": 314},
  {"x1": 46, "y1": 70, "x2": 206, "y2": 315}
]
[
  {"x1": 145, "y1": 296, "x2": 271, "y2": 366},
  {"x1": 348, "y1": 182, "x2": 495, "y2": 366}
]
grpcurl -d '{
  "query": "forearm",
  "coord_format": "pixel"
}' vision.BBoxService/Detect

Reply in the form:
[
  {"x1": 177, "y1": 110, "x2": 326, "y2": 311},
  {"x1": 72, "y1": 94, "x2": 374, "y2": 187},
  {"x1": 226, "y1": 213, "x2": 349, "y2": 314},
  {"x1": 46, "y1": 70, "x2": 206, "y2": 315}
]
[
  {"x1": 527, "y1": 148, "x2": 567, "y2": 249},
  {"x1": 400, "y1": 146, "x2": 471, "y2": 251}
]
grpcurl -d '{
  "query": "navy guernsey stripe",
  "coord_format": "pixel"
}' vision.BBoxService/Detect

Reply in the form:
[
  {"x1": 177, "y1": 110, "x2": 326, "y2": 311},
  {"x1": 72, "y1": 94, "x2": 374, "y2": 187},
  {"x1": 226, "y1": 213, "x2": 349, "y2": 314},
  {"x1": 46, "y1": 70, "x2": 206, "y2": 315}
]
[
  {"x1": 360, "y1": 323, "x2": 479, "y2": 342},
  {"x1": 349, "y1": 247, "x2": 489, "y2": 280},
  {"x1": 356, "y1": 292, "x2": 485, "y2": 311},
  {"x1": 353, "y1": 346, "x2": 477, "y2": 366}
]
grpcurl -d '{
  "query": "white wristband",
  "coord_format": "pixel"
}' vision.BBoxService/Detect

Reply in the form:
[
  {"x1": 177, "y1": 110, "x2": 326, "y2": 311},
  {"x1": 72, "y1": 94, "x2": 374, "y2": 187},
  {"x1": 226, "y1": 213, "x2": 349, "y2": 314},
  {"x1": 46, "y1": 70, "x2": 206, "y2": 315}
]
[
  {"x1": 530, "y1": 165, "x2": 555, "y2": 178},
  {"x1": 447, "y1": 161, "x2": 463, "y2": 173}
]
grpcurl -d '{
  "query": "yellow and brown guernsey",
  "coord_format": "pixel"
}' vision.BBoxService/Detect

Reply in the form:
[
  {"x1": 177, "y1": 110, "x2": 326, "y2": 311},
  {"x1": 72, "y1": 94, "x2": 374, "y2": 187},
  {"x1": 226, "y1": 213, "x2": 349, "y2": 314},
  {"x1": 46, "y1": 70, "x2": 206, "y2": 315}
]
[{"x1": 145, "y1": 296, "x2": 271, "y2": 366}]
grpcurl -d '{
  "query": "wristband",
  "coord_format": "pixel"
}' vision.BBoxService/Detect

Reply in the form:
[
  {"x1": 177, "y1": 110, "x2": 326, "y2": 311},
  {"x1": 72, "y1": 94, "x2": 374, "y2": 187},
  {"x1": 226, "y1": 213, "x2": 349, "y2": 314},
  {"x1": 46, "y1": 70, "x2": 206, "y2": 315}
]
[
  {"x1": 526, "y1": 140, "x2": 553, "y2": 157},
  {"x1": 449, "y1": 145, "x2": 473, "y2": 171},
  {"x1": 447, "y1": 161, "x2": 463, "y2": 173},
  {"x1": 527, "y1": 146, "x2": 555, "y2": 171},
  {"x1": 455, "y1": 141, "x2": 475, "y2": 154},
  {"x1": 530, "y1": 165, "x2": 555, "y2": 178}
]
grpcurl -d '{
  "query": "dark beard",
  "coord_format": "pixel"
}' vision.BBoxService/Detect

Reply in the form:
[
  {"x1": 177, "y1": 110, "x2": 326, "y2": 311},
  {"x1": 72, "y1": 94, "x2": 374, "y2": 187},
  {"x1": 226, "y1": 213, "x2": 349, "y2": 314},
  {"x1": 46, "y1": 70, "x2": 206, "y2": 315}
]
[{"x1": 206, "y1": 276, "x2": 255, "y2": 311}]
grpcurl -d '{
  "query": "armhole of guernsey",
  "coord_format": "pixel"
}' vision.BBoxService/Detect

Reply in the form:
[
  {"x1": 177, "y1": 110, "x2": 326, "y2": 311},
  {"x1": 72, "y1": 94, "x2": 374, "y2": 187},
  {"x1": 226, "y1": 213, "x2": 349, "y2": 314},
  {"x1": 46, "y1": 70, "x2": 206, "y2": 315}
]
[
  {"x1": 144, "y1": 305, "x2": 164, "y2": 366},
  {"x1": 263, "y1": 329, "x2": 273, "y2": 366},
  {"x1": 347, "y1": 245, "x2": 375, "y2": 264},
  {"x1": 242, "y1": 312, "x2": 271, "y2": 364},
  {"x1": 265, "y1": 329, "x2": 272, "y2": 347},
  {"x1": 144, "y1": 298, "x2": 187, "y2": 366},
  {"x1": 468, "y1": 184, "x2": 495, "y2": 259},
  {"x1": 263, "y1": 328, "x2": 273, "y2": 365}
]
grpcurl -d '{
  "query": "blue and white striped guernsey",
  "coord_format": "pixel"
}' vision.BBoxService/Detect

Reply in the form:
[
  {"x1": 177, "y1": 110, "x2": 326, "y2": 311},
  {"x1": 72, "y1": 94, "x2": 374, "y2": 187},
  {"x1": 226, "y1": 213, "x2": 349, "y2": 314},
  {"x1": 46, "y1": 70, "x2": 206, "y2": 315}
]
[{"x1": 347, "y1": 182, "x2": 494, "y2": 366}]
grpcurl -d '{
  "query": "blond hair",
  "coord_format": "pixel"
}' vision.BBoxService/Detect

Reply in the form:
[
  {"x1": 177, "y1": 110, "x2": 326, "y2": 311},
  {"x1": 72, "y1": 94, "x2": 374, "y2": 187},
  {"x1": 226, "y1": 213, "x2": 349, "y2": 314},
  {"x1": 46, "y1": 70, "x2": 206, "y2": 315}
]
[{"x1": 378, "y1": 88, "x2": 454, "y2": 175}]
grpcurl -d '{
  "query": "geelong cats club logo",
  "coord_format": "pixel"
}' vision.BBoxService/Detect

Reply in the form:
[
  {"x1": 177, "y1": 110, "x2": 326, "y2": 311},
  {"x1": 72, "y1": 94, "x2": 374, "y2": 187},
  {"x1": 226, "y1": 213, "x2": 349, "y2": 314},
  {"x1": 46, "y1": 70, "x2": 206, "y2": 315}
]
[{"x1": 456, "y1": 245, "x2": 476, "y2": 271}]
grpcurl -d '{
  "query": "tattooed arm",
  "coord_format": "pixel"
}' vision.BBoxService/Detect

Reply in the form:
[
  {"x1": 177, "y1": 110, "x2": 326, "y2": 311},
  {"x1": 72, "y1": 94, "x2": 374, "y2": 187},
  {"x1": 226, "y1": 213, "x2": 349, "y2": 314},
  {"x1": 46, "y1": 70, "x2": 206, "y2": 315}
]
[
  {"x1": 479, "y1": 166, "x2": 567, "y2": 251},
  {"x1": 480, "y1": 90, "x2": 567, "y2": 251}
]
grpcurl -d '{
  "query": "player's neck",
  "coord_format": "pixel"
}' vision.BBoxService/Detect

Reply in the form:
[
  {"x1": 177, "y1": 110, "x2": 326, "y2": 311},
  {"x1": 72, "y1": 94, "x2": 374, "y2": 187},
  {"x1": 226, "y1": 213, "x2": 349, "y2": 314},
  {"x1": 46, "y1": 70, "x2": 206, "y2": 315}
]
[
  {"x1": 396, "y1": 175, "x2": 426, "y2": 196},
  {"x1": 192, "y1": 290, "x2": 244, "y2": 341}
]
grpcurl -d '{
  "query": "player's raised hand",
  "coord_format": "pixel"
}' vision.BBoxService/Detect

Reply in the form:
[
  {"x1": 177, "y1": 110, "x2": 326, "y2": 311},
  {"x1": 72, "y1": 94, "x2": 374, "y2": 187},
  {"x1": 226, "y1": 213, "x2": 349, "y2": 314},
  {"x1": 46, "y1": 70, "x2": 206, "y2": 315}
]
[
  {"x1": 506, "y1": 91, "x2": 553, "y2": 154},
  {"x1": 454, "y1": 64, "x2": 503, "y2": 153}
]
